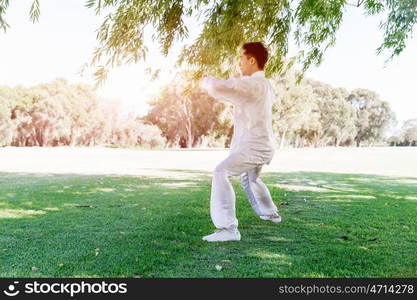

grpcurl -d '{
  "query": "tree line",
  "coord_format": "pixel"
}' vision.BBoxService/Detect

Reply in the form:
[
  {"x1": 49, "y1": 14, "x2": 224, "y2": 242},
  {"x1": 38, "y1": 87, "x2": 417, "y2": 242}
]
[
  {"x1": 0, "y1": 72, "x2": 402, "y2": 149},
  {"x1": 387, "y1": 119, "x2": 417, "y2": 146},
  {"x1": 145, "y1": 70, "x2": 396, "y2": 148},
  {"x1": 0, "y1": 78, "x2": 165, "y2": 148}
]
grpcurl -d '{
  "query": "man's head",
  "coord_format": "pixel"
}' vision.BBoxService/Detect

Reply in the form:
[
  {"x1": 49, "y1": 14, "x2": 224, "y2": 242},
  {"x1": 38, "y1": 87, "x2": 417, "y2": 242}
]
[{"x1": 239, "y1": 42, "x2": 268, "y2": 76}]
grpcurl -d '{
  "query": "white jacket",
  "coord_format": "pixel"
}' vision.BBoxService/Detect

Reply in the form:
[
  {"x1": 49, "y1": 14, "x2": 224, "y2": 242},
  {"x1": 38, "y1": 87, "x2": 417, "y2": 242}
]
[{"x1": 201, "y1": 71, "x2": 277, "y2": 165}]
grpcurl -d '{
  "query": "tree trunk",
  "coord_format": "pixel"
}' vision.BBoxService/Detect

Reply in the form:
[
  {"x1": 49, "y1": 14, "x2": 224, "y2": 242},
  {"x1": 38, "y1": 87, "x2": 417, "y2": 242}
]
[
  {"x1": 295, "y1": 135, "x2": 301, "y2": 148},
  {"x1": 279, "y1": 129, "x2": 287, "y2": 149}
]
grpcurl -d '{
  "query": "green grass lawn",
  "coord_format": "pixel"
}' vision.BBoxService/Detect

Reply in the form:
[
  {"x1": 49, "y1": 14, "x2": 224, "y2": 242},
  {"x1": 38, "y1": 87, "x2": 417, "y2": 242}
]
[{"x1": 0, "y1": 171, "x2": 416, "y2": 277}]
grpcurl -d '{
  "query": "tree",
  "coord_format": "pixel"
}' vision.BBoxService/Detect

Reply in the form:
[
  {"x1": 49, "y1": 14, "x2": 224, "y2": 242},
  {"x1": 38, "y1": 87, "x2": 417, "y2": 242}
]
[
  {"x1": 271, "y1": 71, "x2": 357, "y2": 148},
  {"x1": 9, "y1": 79, "x2": 103, "y2": 147},
  {"x1": 4, "y1": 85, "x2": 40, "y2": 147},
  {"x1": 144, "y1": 71, "x2": 226, "y2": 148},
  {"x1": 307, "y1": 80, "x2": 357, "y2": 147},
  {"x1": 1, "y1": 1, "x2": 416, "y2": 84},
  {"x1": 0, "y1": 79, "x2": 167, "y2": 148},
  {"x1": 387, "y1": 135, "x2": 400, "y2": 146},
  {"x1": 0, "y1": 87, "x2": 19, "y2": 146},
  {"x1": 271, "y1": 70, "x2": 318, "y2": 148},
  {"x1": 401, "y1": 118, "x2": 417, "y2": 146},
  {"x1": 347, "y1": 88, "x2": 396, "y2": 147}
]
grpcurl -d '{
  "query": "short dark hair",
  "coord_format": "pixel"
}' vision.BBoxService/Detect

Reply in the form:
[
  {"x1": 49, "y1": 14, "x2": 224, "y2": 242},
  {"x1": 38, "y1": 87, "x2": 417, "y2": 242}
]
[{"x1": 242, "y1": 42, "x2": 268, "y2": 70}]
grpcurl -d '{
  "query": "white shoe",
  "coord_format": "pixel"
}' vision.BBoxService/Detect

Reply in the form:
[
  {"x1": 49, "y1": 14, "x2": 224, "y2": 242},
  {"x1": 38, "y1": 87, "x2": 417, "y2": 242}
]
[
  {"x1": 202, "y1": 229, "x2": 241, "y2": 242},
  {"x1": 260, "y1": 215, "x2": 282, "y2": 223}
]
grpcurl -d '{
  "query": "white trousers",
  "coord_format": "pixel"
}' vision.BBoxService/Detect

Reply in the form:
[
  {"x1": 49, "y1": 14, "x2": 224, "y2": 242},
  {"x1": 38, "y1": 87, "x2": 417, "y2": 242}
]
[{"x1": 210, "y1": 152, "x2": 278, "y2": 230}]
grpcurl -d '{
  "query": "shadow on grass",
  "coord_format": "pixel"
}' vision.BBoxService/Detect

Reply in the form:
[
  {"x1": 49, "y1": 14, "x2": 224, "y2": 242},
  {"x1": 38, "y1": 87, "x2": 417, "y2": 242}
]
[{"x1": 0, "y1": 171, "x2": 416, "y2": 278}]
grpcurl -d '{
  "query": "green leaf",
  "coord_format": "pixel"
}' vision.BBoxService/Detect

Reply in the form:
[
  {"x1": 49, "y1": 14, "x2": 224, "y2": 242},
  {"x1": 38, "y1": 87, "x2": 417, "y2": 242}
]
[{"x1": 29, "y1": 0, "x2": 40, "y2": 23}]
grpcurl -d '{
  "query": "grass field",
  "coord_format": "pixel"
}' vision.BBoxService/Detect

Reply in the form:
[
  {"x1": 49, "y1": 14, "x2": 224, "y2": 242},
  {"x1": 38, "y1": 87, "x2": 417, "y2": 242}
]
[{"x1": 0, "y1": 147, "x2": 416, "y2": 277}]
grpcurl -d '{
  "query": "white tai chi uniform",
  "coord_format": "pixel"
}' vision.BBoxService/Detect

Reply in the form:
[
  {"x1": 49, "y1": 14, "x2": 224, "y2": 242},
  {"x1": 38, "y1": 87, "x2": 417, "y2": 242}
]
[{"x1": 201, "y1": 70, "x2": 279, "y2": 230}]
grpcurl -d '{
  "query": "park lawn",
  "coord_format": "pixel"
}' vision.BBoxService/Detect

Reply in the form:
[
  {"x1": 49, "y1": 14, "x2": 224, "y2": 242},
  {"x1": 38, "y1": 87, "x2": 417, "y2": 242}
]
[{"x1": 0, "y1": 171, "x2": 416, "y2": 278}]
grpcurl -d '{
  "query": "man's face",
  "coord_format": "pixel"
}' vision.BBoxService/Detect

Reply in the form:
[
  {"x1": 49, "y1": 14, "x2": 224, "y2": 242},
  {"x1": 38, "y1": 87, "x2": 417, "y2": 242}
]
[{"x1": 239, "y1": 52, "x2": 254, "y2": 76}]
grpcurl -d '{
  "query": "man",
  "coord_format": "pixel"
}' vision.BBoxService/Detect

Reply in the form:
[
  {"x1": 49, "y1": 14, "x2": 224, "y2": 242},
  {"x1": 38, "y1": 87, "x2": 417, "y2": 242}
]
[{"x1": 200, "y1": 42, "x2": 282, "y2": 242}]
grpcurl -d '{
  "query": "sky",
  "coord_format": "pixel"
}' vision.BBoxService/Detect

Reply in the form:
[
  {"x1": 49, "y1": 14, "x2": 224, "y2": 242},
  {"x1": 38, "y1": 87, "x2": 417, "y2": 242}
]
[{"x1": 0, "y1": 0, "x2": 416, "y2": 130}]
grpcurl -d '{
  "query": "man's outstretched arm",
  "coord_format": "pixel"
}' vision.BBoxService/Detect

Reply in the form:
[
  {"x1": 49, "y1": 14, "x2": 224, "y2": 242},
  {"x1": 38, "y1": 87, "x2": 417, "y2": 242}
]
[{"x1": 200, "y1": 76, "x2": 262, "y2": 105}]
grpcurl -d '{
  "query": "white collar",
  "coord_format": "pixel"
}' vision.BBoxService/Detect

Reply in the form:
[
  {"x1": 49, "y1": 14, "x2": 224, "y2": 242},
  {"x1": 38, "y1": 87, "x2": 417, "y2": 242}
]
[{"x1": 251, "y1": 70, "x2": 265, "y2": 78}]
